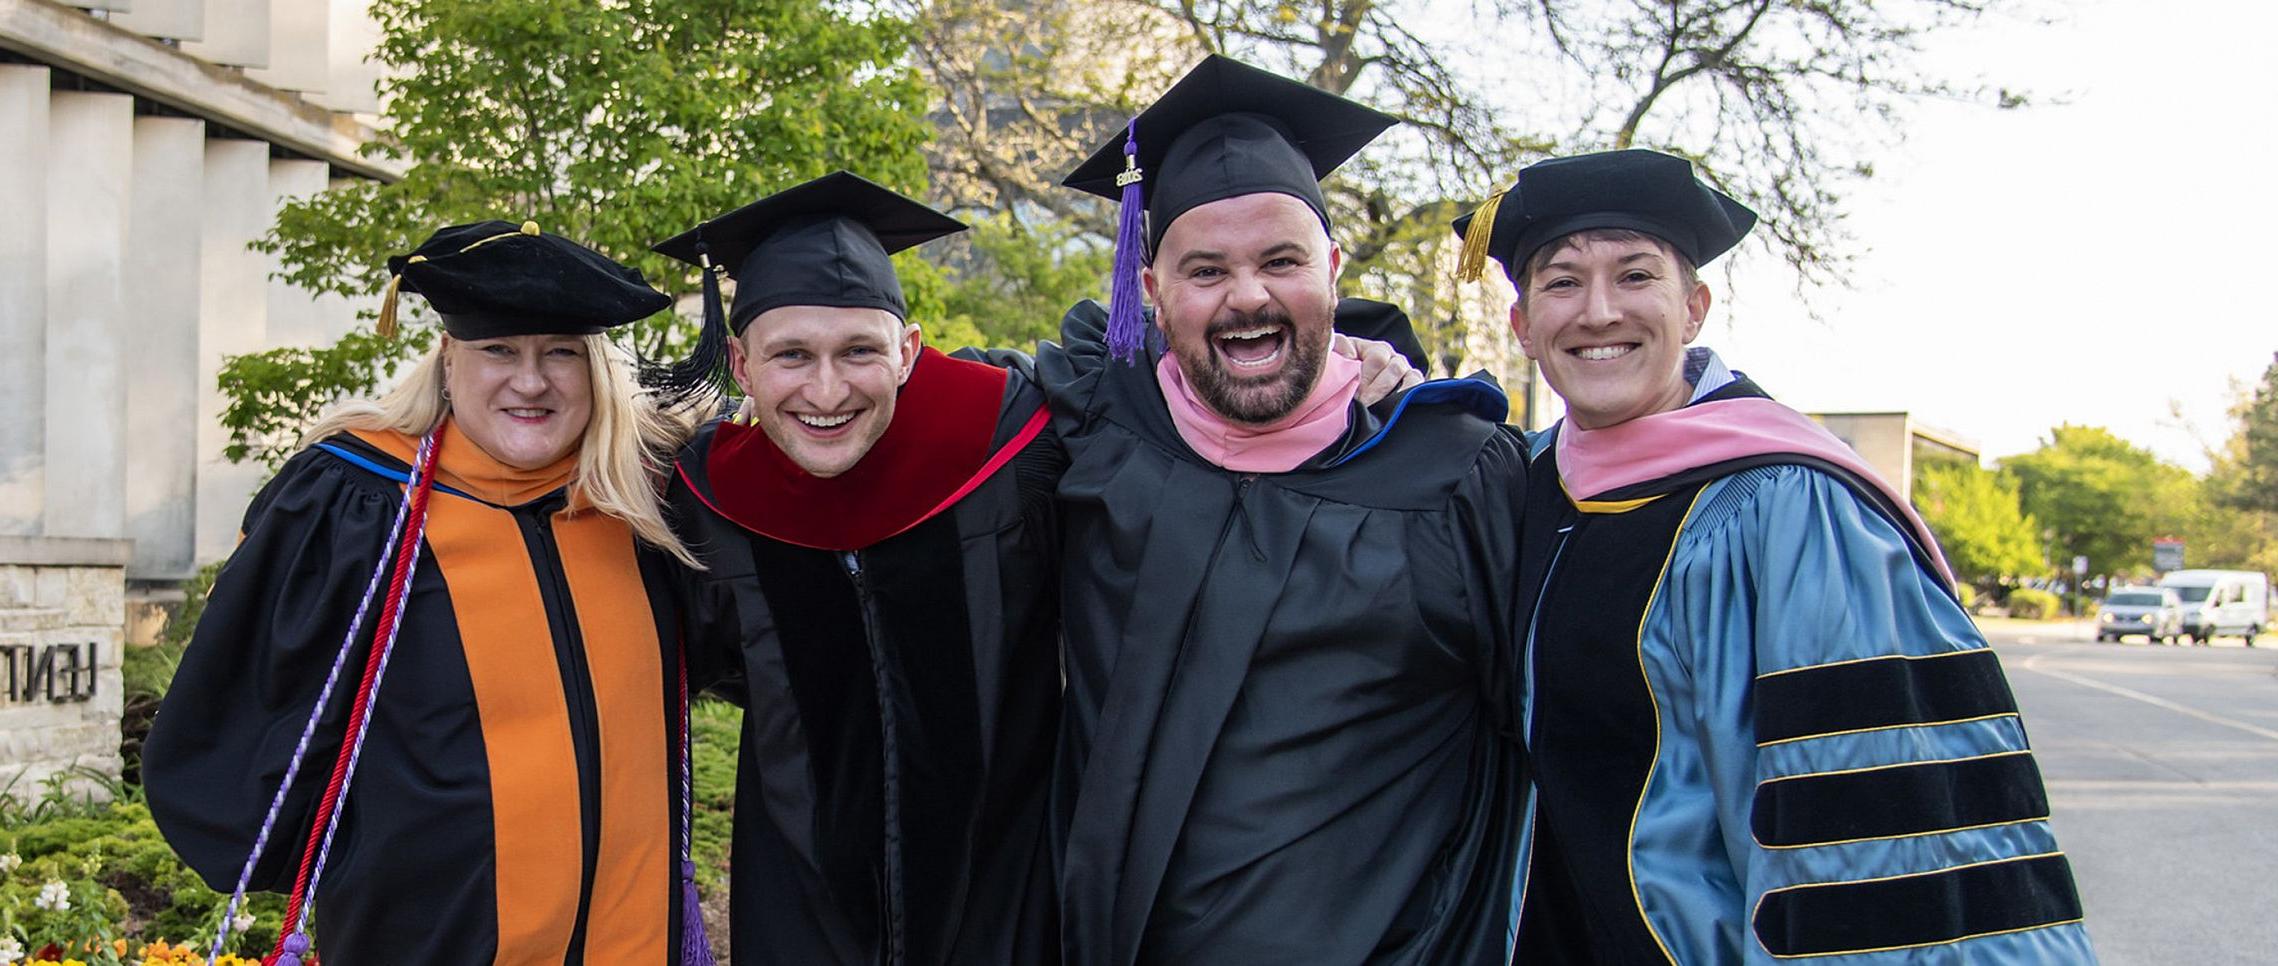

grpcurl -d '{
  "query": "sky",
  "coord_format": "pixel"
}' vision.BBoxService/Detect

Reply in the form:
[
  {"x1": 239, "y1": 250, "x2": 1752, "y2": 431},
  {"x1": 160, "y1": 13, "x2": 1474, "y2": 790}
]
[{"x1": 1701, "y1": 0, "x2": 2278, "y2": 472}]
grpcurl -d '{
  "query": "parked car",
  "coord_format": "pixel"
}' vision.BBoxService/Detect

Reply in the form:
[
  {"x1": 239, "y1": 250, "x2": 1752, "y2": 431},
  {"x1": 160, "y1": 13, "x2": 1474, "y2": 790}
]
[
  {"x1": 2157, "y1": 570, "x2": 2271, "y2": 645},
  {"x1": 2097, "y1": 587, "x2": 2183, "y2": 643}
]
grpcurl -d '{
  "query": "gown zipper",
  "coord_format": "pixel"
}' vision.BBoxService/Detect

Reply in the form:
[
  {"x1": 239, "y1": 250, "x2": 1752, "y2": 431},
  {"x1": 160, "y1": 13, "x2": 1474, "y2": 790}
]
[{"x1": 843, "y1": 550, "x2": 908, "y2": 966}]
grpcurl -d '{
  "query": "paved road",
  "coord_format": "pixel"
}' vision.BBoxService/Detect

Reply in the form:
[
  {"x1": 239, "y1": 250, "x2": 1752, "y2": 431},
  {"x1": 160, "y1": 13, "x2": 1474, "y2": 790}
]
[{"x1": 1980, "y1": 621, "x2": 2278, "y2": 964}]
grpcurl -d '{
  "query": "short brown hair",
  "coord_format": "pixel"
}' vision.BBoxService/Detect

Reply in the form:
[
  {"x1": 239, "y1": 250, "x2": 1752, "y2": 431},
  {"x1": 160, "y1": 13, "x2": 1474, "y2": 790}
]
[{"x1": 1515, "y1": 228, "x2": 1699, "y2": 301}]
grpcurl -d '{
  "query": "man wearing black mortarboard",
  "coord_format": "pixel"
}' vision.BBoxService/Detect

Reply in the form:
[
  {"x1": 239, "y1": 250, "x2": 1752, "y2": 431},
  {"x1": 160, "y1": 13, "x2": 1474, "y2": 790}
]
[
  {"x1": 1038, "y1": 55, "x2": 1528, "y2": 965},
  {"x1": 640, "y1": 171, "x2": 1067, "y2": 965},
  {"x1": 1462, "y1": 149, "x2": 2095, "y2": 963}
]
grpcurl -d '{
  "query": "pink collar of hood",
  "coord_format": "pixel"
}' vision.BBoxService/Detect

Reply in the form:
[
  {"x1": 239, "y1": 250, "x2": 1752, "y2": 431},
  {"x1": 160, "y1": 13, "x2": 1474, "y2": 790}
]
[
  {"x1": 1555, "y1": 388, "x2": 1954, "y2": 584},
  {"x1": 1155, "y1": 348, "x2": 1364, "y2": 473}
]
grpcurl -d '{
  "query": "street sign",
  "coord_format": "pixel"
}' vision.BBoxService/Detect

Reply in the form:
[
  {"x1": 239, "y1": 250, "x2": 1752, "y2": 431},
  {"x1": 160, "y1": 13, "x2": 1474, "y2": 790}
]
[
  {"x1": 2073, "y1": 555, "x2": 2089, "y2": 576},
  {"x1": 2154, "y1": 538, "x2": 2185, "y2": 572}
]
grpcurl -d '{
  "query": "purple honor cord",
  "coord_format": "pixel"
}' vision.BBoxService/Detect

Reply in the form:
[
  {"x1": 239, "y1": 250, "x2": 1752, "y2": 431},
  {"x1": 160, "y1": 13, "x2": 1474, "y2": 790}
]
[{"x1": 204, "y1": 431, "x2": 437, "y2": 966}]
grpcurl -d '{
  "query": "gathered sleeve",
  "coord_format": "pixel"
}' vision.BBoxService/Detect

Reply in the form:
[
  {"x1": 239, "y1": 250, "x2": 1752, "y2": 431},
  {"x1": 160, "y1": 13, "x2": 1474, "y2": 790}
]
[
  {"x1": 1665, "y1": 464, "x2": 2097, "y2": 964},
  {"x1": 142, "y1": 445, "x2": 407, "y2": 893}
]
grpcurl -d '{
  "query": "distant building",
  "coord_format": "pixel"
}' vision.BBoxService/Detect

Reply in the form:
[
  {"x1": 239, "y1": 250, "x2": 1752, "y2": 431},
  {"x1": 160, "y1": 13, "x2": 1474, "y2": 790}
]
[
  {"x1": 1808, "y1": 412, "x2": 1980, "y2": 503},
  {"x1": 2, "y1": 0, "x2": 390, "y2": 794}
]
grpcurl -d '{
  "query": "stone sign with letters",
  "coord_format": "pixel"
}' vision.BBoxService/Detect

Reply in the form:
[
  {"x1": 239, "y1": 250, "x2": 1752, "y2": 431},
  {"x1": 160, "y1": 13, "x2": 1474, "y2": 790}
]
[{"x1": 0, "y1": 537, "x2": 126, "y2": 800}]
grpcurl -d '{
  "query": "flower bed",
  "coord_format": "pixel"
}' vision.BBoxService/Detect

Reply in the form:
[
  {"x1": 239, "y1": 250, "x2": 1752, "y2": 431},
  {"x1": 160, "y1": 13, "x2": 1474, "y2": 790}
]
[
  {"x1": 1, "y1": 938, "x2": 261, "y2": 966},
  {"x1": 3, "y1": 781, "x2": 280, "y2": 966}
]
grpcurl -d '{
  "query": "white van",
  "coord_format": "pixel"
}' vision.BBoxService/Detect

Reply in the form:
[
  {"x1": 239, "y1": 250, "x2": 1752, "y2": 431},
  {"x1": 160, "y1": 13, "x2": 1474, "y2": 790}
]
[{"x1": 2157, "y1": 570, "x2": 2270, "y2": 645}]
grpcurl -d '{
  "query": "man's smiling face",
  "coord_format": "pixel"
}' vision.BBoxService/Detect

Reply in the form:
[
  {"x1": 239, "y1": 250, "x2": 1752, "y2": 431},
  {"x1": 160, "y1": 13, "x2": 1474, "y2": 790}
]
[
  {"x1": 1511, "y1": 230, "x2": 1709, "y2": 430},
  {"x1": 1143, "y1": 192, "x2": 1342, "y2": 425},
  {"x1": 728, "y1": 304, "x2": 921, "y2": 478}
]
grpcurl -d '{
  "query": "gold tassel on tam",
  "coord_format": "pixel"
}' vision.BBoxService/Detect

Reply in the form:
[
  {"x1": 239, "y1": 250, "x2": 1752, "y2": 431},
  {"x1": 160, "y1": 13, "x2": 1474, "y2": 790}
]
[
  {"x1": 1455, "y1": 191, "x2": 1507, "y2": 284},
  {"x1": 375, "y1": 271, "x2": 407, "y2": 339}
]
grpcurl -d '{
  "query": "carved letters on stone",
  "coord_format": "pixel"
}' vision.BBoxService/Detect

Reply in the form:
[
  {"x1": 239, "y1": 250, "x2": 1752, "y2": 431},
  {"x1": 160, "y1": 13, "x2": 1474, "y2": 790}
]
[{"x1": 0, "y1": 643, "x2": 100, "y2": 704}]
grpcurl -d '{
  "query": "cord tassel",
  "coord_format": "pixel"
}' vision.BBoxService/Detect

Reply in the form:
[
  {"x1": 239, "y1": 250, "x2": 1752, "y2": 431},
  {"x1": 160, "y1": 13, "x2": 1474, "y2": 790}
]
[
  {"x1": 1455, "y1": 190, "x2": 1506, "y2": 284},
  {"x1": 260, "y1": 427, "x2": 443, "y2": 966},
  {"x1": 1106, "y1": 118, "x2": 1149, "y2": 364},
  {"x1": 639, "y1": 239, "x2": 731, "y2": 407},
  {"x1": 677, "y1": 646, "x2": 718, "y2": 965},
  {"x1": 374, "y1": 273, "x2": 405, "y2": 339}
]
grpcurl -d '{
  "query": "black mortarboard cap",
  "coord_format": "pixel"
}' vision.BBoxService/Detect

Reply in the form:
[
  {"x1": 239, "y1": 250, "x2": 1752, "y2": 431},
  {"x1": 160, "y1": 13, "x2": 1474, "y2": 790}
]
[
  {"x1": 378, "y1": 220, "x2": 670, "y2": 340},
  {"x1": 1452, "y1": 149, "x2": 1757, "y2": 285},
  {"x1": 1062, "y1": 55, "x2": 1398, "y2": 362},
  {"x1": 1333, "y1": 298, "x2": 1428, "y2": 373},
  {"x1": 639, "y1": 171, "x2": 966, "y2": 403},
  {"x1": 653, "y1": 171, "x2": 966, "y2": 330},
  {"x1": 1064, "y1": 55, "x2": 1397, "y2": 252}
]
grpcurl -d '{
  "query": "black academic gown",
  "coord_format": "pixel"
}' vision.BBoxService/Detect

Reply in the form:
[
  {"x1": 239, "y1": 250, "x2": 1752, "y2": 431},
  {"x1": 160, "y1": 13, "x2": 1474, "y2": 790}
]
[
  {"x1": 1038, "y1": 301, "x2": 1527, "y2": 966},
  {"x1": 144, "y1": 428, "x2": 688, "y2": 965},
  {"x1": 668, "y1": 349, "x2": 1063, "y2": 966}
]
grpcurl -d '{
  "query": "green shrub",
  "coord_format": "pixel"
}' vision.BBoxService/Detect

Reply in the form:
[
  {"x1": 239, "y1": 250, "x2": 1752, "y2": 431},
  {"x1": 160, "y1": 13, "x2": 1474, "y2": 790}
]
[
  {"x1": 689, "y1": 697, "x2": 739, "y2": 890},
  {"x1": 2, "y1": 786, "x2": 280, "y2": 957},
  {"x1": 1956, "y1": 583, "x2": 1979, "y2": 611},
  {"x1": 2008, "y1": 587, "x2": 2062, "y2": 620},
  {"x1": 122, "y1": 562, "x2": 221, "y2": 786}
]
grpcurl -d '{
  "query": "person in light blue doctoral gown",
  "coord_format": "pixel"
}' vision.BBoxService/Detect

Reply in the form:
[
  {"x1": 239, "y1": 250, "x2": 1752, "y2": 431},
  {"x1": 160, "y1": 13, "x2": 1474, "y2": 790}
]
[{"x1": 1453, "y1": 149, "x2": 2097, "y2": 963}]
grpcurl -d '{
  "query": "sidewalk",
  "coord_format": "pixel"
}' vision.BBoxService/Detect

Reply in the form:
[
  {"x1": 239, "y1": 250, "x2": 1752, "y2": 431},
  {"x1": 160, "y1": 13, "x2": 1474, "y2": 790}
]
[
  {"x1": 1973, "y1": 614, "x2": 2268, "y2": 647},
  {"x1": 1972, "y1": 614, "x2": 2094, "y2": 644}
]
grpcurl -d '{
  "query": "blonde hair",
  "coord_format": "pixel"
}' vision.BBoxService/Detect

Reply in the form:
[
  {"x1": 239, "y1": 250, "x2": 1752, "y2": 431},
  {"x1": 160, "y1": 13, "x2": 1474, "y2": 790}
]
[{"x1": 303, "y1": 335, "x2": 703, "y2": 569}]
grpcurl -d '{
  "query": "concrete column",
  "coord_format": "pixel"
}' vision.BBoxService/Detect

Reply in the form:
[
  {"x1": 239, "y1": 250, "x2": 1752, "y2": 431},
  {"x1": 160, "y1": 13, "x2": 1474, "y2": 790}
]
[
  {"x1": 0, "y1": 67, "x2": 49, "y2": 537},
  {"x1": 111, "y1": 0, "x2": 207, "y2": 42},
  {"x1": 181, "y1": 0, "x2": 272, "y2": 69},
  {"x1": 310, "y1": 0, "x2": 384, "y2": 116},
  {"x1": 122, "y1": 117, "x2": 206, "y2": 580},
  {"x1": 195, "y1": 139, "x2": 272, "y2": 565},
  {"x1": 43, "y1": 92, "x2": 133, "y2": 542},
  {"x1": 247, "y1": 0, "x2": 330, "y2": 93},
  {"x1": 264, "y1": 158, "x2": 331, "y2": 348}
]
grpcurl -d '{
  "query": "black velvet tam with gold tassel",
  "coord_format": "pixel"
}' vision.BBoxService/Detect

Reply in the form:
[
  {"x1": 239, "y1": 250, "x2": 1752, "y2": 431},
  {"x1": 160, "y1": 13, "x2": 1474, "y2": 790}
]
[{"x1": 378, "y1": 220, "x2": 670, "y2": 340}]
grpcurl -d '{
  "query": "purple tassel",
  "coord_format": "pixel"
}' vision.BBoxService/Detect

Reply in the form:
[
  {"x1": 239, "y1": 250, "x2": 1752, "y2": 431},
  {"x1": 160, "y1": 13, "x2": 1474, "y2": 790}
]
[
  {"x1": 272, "y1": 932, "x2": 309, "y2": 966},
  {"x1": 1106, "y1": 117, "x2": 1148, "y2": 364},
  {"x1": 680, "y1": 859, "x2": 717, "y2": 966}
]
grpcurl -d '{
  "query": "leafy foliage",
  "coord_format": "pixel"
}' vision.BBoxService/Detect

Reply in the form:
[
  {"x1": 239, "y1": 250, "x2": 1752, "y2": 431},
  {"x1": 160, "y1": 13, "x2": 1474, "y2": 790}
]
[
  {"x1": 2176, "y1": 355, "x2": 2278, "y2": 575},
  {"x1": 906, "y1": 214, "x2": 1113, "y2": 353},
  {"x1": 2, "y1": 783, "x2": 281, "y2": 961},
  {"x1": 688, "y1": 698, "x2": 739, "y2": 890},
  {"x1": 688, "y1": 698, "x2": 739, "y2": 960},
  {"x1": 909, "y1": 0, "x2": 2039, "y2": 375},
  {"x1": 2218, "y1": 352, "x2": 2278, "y2": 517},
  {"x1": 216, "y1": 327, "x2": 435, "y2": 470},
  {"x1": 1913, "y1": 461, "x2": 2043, "y2": 588},
  {"x1": 2005, "y1": 587, "x2": 2061, "y2": 620},
  {"x1": 229, "y1": 0, "x2": 938, "y2": 460},
  {"x1": 2001, "y1": 425, "x2": 2195, "y2": 584}
]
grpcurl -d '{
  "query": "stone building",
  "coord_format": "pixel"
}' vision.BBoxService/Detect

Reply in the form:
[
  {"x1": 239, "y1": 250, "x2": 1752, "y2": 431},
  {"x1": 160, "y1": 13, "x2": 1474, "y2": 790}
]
[
  {"x1": 1808, "y1": 411, "x2": 1981, "y2": 503},
  {"x1": 1, "y1": 0, "x2": 392, "y2": 795}
]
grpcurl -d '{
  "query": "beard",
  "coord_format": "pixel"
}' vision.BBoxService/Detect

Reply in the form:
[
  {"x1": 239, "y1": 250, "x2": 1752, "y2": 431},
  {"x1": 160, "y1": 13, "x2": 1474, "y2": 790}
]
[{"x1": 1168, "y1": 304, "x2": 1330, "y2": 425}]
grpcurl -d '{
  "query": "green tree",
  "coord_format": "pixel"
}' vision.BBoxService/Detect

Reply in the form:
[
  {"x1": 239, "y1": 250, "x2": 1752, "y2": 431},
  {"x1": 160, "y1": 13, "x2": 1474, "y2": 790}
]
[
  {"x1": 2001, "y1": 425, "x2": 2194, "y2": 586},
  {"x1": 2221, "y1": 351, "x2": 2278, "y2": 515},
  {"x1": 2179, "y1": 354, "x2": 2278, "y2": 575},
  {"x1": 909, "y1": 0, "x2": 2038, "y2": 372},
  {"x1": 1913, "y1": 461, "x2": 2043, "y2": 589},
  {"x1": 224, "y1": 0, "x2": 935, "y2": 467}
]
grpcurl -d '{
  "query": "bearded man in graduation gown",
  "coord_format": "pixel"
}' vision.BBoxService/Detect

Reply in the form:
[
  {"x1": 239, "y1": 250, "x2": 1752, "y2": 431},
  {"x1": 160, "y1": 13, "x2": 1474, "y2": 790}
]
[
  {"x1": 641, "y1": 173, "x2": 1063, "y2": 965},
  {"x1": 1041, "y1": 56, "x2": 1528, "y2": 965},
  {"x1": 1454, "y1": 149, "x2": 2096, "y2": 963}
]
